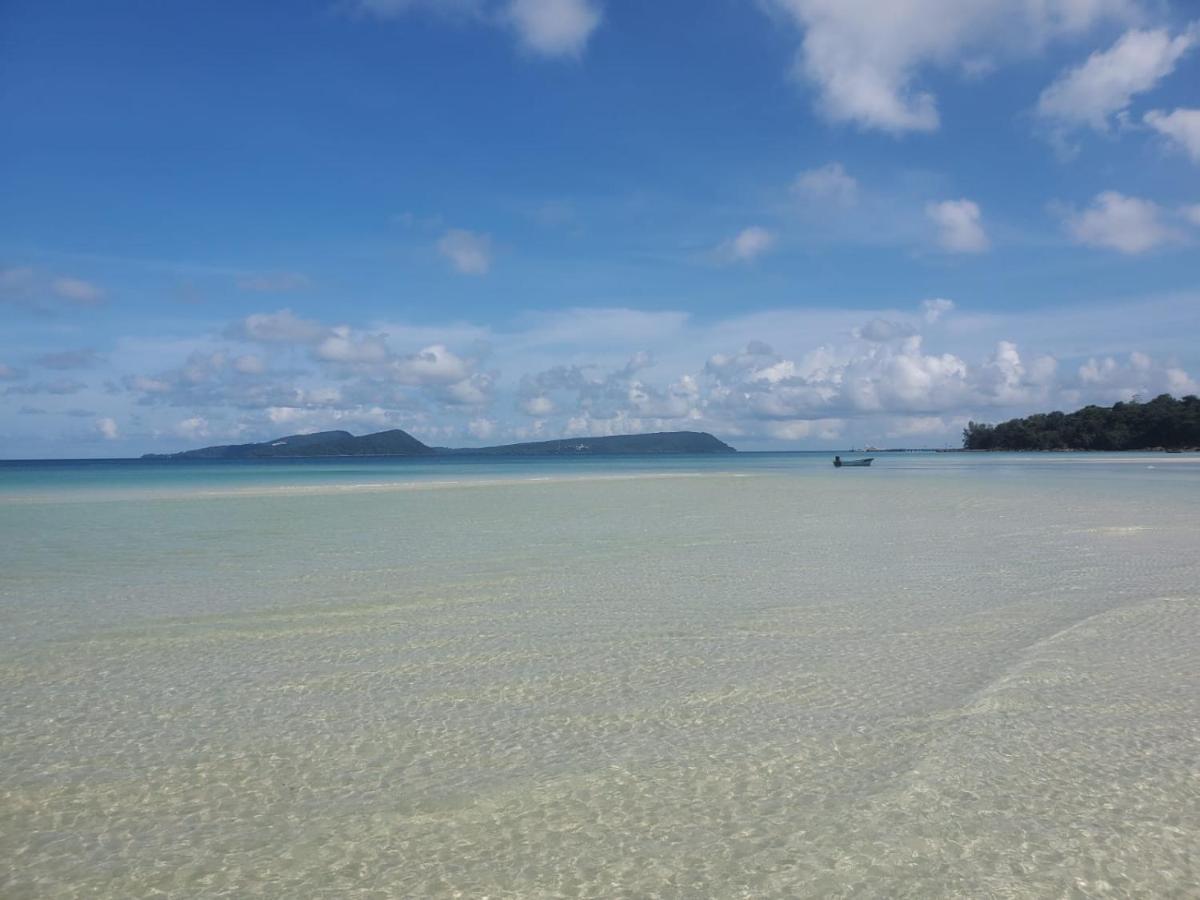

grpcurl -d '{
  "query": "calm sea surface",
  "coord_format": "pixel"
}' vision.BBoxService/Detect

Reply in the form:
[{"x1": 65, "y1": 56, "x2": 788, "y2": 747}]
[{"x1": 2, "y1": 452, "x2": 1199, "y2": 897}]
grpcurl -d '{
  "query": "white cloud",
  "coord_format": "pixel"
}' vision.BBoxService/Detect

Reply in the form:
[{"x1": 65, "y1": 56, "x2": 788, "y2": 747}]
[
  {"x1": 927, "y1": 199, "x2": 989, "y2": 252},
  {"x1": 505, "y1": 0, "x2": 600, "y2": 58},
  {"x1": 1144, "y1": 107, "x2": 1200, "y2": 163},
  {"x1": 353, "y1": 0, "x2": 600, "y2": 58},
  {"x1": 765, "y1": 419, "x2": 845, "y2": 441},
  {"x1": 174, "y1": 417, "x2": 211, "y2": 441},
  {"x1": 466, "y1": 417, "x2": 497, "y2": 439},
  {"x1": 96, "y1": 417, "x2": 119, "y2": 440},
  {"x1": 101, "y1": 295, "x2": 1200, "y2": 453},
  {"x1": 0, "y1": 362, "x2": 23, "y2": 380},
  {"x1": 438, "y1": 228, "x2": 493, "y2": 275},
  {"x1": 1062, "y1": 190, "x2": 1177, "y2": 253},
  {"x1": 921, "y1": 297, "x2": 955, "y2": 323},
  {"x1": 884, "y1": 415, "x2": 962, "y2": 438},
  {"x1": 717, "y1": 226, "x2": 775, "y2": 264},
  {"x1": 856, "y1": 318, "x2": 916, "y2": 342},
  {"x1": 1077, "y1": 352, "x2": 1200, "y2": 401},
  {"x1": 792, "y1": 162, "x2": 858, "y2": 205},
  {"x1": 229, "y1": 309, "x2": 327, "y2": 344},
  {"x1": 51, "y1": 277, "x2": 106, "y2": 306},
  {"x1": 1, "y1": 267, "x2": 106, "y2": 311},
  {"x1": 439, "y1": 372, "x2": 495, "y2": 407},
  {"x1": 520, "y1": 394, "x2": 556, "y2": 415},
  {"x1": 389, "y1": 344, "x2": 473, "y2": 385},
  {"x1": 760, "y1": 0, "x2": 1137, "y2": 134},
  {"x1": 1183, "y1": 205, "x2": 1200, "y2": 227},
  {"x1": 233, "y1": 354, "x2": 266, "y2": 375},
  {"x1": 314, "y1": 327, "x2": 390, "y2": 364},
  {"x1": 1037, "y1": 25, "x2": 1197, "y2": 132}
]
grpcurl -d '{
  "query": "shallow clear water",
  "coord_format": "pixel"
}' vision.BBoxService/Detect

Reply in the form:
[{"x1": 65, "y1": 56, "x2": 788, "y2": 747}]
[{"x1": 2, "y1": 453, "x2": 1198, "y2": 897}]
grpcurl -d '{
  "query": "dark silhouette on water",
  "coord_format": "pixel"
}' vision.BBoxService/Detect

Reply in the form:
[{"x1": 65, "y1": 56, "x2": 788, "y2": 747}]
[{"x1": 144, "y1": 429, "x2": 737, "y2": 460}]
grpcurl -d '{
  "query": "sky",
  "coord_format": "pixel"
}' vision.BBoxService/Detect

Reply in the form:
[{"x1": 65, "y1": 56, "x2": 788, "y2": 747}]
[{"x1": 1, "y1": 0, "x2": 1199, "y2": 457}]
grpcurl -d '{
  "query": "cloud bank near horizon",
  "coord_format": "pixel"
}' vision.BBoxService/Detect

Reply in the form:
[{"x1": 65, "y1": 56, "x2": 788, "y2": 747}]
[{"x1": 6, "y1": 293, "x2": 1196, "y2": 455}]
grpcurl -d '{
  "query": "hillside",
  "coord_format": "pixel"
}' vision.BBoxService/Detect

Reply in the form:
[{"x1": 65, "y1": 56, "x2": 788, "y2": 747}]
[
  {"x1": 449, "y1": 431, "x2": 736, "y2": 456},
  {"x1": 962, "y1": 394, "x2": 1200, "y2": 451},
  {"x1": 144, "y1": 429, "x2": 737, "y2": 459},
  {"x1": 142, "y1": 429, "x2": 436, "y2": 460}
]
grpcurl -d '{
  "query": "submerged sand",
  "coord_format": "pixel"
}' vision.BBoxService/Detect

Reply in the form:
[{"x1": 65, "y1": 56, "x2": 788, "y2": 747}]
[{"x1": 2, "y1": 464, "x2": 1198, "y2": 897}]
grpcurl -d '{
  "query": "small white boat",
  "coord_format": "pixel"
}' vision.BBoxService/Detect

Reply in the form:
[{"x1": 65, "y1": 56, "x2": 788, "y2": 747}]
[{"x1": 833, "y1": 456, "x2": 873, "y2": 467}]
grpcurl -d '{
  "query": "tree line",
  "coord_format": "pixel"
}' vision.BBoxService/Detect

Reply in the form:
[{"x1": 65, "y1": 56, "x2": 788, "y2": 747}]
[{"x1": 962, "y1": 394, "x2": 1200, "y2": 451}]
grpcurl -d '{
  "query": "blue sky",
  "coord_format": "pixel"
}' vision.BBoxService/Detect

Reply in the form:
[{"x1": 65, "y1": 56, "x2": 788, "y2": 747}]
[{"x1": 2, "y1": 0, "x2": 1198, "y2": 456}]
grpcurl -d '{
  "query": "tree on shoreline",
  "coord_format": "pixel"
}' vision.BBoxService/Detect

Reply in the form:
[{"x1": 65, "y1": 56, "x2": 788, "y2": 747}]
[{"x1": 963, "y1": 394, "x2": 1200, "y2": 450}]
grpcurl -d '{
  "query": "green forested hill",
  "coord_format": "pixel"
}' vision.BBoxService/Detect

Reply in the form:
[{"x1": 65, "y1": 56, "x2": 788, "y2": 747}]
[{"x1": 962, "y1": 394, "x2": 1200, "y2": 450}]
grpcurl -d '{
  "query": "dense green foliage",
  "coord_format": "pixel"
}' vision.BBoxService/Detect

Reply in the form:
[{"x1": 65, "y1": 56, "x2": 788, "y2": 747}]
[
  {"x1": 962, "y1": 394, "x2": 1200, "y2": 450},
  {"x1": 146, "y1": 429, "x2": 736, "y2": 459}
]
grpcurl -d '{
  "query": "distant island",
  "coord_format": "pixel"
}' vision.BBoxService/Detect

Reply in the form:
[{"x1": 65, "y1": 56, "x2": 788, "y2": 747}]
[
  {"x1": 962, "y1": 394, "x2": 1200, "y2": 451},
  {"x1": 143, "y1": 429, "x2": 737, "y2": 460}
]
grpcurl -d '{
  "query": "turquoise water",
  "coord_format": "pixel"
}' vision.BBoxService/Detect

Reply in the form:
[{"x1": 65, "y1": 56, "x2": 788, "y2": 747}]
[
  {"x1": 2, "y1": 453, "x2": 1199, "y2": 897},
  {"x1": 4, "y1": 450, "x2": 1198, "y2": 499}
]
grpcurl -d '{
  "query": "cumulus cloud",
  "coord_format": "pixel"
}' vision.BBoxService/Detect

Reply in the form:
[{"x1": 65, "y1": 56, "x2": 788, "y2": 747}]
[
  {"x1": 174, "y1": 416, "x2": 211, "y2": 441},
  {"x1": 96, "y1": 417, "x2": 119, "y2": 440},
  {"x1": 51, "y1": 277, "x2": 106, "y2": 306},
  {"x1": 519, "y1": 394, "x2": 556, "y2": 416},
  {"x1": 388, "y1": 344, "x2": 473, "y2": 385},
  {"x1": 764, "y1": 418, "x2": 845, "y2": 441},
  {"x1": 227, "y1": 309, "x2": 327, "y2": 344},
  {"x1": 1037, "y1": 25, "x2": 1197, "y2": 134},
  {"x1": 792, "y1": 162, "x2": 858, "y2": 205},
  {"x1": 760, "y1": 0, "x2": 1136, "y2": 134},
  {"x1": 438, "y1": 228, "x2": 493, "y2": 275},
  {"x1": 354, "y1": 0, "x2": 601, "y2": 58},
  {"x1": 0, "y1": 362, "x2": 25, "y2": 380},
  {"x1": 921, "y1": 297, "x2": 955, "y2": 323},
  {"x1": 107, "y1": 296, "x2": 1200, "y2": 451},
  {"x1": 514, "y1": 351, "x2": 700, "y2": 432},
  {"x1": 1076, "y1": 351, "x2": 1200, "y2": 402},
  {"x1": 856, "y1": 318, "x2": 916, "y2": 342},
  {"x1": 466, "y1": 416, "x2": 497, "y2": 439},
  {"x1": 717, "y1": 226, "x2": 775, "y2": 264},
  {"x1": 1, "y1": 267, "x2": 106, "y2": 311},
  {"x1": 233, "y1": 354, "x2": 266, "y2": 375},
  {"x1": 927, "y1": 199, "x2": 989, "y2": 252},
  {"x1": 1144, "y1": 107, "x2": 1200, "y2": 163},
  {"x1": 314, "y1": 327, "x2": 390, "y2": 364},
  {"x1": 1061, "y1": 191, "x2": 1177, "y2": 253},
  {"x1": 506, "y1": 0, "x2": 600, "y2": 57}
]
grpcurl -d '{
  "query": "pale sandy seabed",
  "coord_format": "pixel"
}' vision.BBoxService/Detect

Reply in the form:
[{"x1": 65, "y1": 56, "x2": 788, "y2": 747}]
[{"x1": 2, "y1": 467, "x2": 1198, "y2": 898}]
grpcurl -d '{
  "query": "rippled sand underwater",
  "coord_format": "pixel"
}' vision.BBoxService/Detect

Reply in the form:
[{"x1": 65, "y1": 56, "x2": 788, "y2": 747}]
[{"x1": 2, "y1": 463, "x2": 1199, "y2": 898}]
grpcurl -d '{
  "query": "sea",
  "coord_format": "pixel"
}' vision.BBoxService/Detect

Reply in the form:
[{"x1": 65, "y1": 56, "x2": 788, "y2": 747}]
[{"x1": 2, "y1": 451, "x2": 1198, "y2": 898}]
